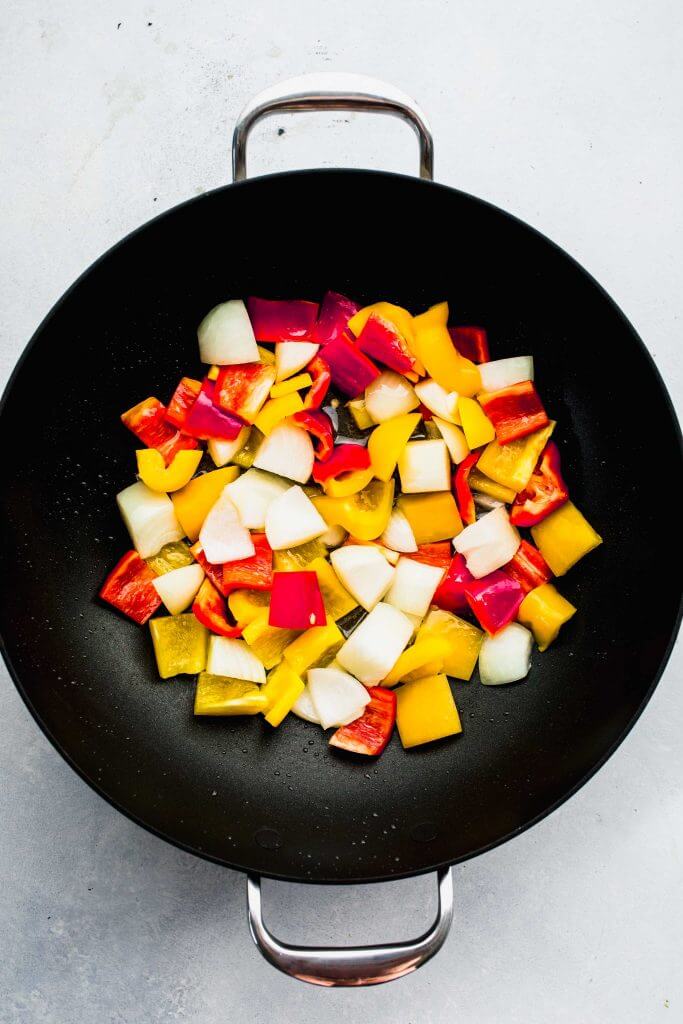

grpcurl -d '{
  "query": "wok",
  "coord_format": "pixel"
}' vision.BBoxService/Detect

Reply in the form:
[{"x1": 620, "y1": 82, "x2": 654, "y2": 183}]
[{"x1": 1, "y1": 74, "x2": 681, "y2": 987}]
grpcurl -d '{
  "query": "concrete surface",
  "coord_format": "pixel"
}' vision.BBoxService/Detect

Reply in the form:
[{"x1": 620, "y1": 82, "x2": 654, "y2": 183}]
[{"x1": 1, "y1": 1, "x2": 681, "y2": 1021}]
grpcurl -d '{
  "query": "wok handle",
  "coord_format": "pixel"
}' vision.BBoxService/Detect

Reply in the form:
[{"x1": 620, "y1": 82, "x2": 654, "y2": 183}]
[
  {"x1": 232, "y1": 73, "x2": 434, "y2": 182},
  {"x1": 246, "y1": 866, "x2": 453, "y2": 987}
]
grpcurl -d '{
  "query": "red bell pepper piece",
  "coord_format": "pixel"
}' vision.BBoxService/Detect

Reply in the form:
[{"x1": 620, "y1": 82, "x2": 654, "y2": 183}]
[
  {"x1": 510, "y1": 441, "x2": 569, "y2": 526},
  {"x1": 246, "y1": 297, "x2": 319, "y2": 342},
  {"x1": 269, "y1": 571, "x2": 326, "y2": 629},
  {"x1": 311, "y1": 290, "x2": 359, "y2": 345},
  {"x1": 448, "y1": 326, "x2": 490, "y2": 364},
  {"x1": 165, "y1": 378, "x2": 202, "y2": 430},
  {"x1": 464, "y1": 570, "x2": 524, "y2": 635},
  {"x1": 99, "y1": 550, "x2": 161, "y2": 625},
  {"x1": 303, "y1": 355, "x2": 332, "y2": 410},
  {"x1": 453, "y1": 451, "x2": 481, "y2": 525},
  {"x1": 404, "y1": 542, "x2": 453, "y2": 567},
  {"x1": 184, "y1": 378, "x2": 244, "y2": 440},
  {"x1": 417, "y1": 402, "x2": 434, "y2": 421},
  {"x1": 478, "y1": 380, "x2": 549, "y2": 445},
  {"x1": 311, "y1": 443, "x2": 370, "y2": 483},
  {"x1": 431, "y1": 553, "x2": 474, "y2": 613},
  {"x1": 292, "y1": 409, "x2": 335, "y2": 461},
  {"x1": 121, "y1": 397, "x2": 198, "y2": 465},
  {"x1": 191, "y1": 534, "x2": 273, "y2": 597},
  {"x1": 192, "y1": 578, "x2": 242, "y2": 637},
  {"x1": 356, "y1": 314, "x2": 416, "y2": 375},
  {"x1": 189, "y1": 543, "x2": 228, "y2": 595},
  {"x1": 503, "y1": 539, "x2": 553, "y2": 594},
  {"x1": 214, "y1": 362, "x2": 275, "y2": 421},
  {"x1": 321, "y1": 333, "x2": 380, "y2": 397},
  {"x1": 329, "y1": 686, "x2": 396, "y2": 756}
]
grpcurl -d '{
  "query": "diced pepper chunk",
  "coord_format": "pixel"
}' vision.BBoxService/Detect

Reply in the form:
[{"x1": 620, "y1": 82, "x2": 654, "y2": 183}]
[
  {"x1": 269, "y1": 571, "x2": 327, "y2": 629},
  {"x1": 398, "y1": 492, "x2": 463, "y2": 544},
  {"x1": 242, "y1": 608, "x2": 298, "y2": 669},
  {"x1": 453, "y1": 451, "x2": 481, "y2": 525},
  {"x1": 312, "y1": 480, "x2": 394, "y2": 542},
  {"x1": 172, "y1": 466, "x2": 240, "y2": 541},
  {"x1": 311, "y1": 290, "x2": 360, "y2": 345},
  {"x1": 165, "y1": 377, "x2": 202, "y2": 429},
  {"x1": 430, "y1": 553, "x2": 473, "y2": 614},
  {"x1": 192, "y1": 578, "x2": 242, "y2": 637},
  {"x1": 531, "y1": 500, "x2": 603, "y2": 576},
  {"x1": 322, "y1": 334, "x2": 381, "y2": 397},
  {"x1": 136, "y1": 448, "x2": 203, "y2": 493},
  {"x1": 302, "y1": 355, "x2": 332, "y2": 409},
  {"x1": 273, "y1": 537, "x2": 328, "y2": 571},
  {"x1": 227, "y1": 588, "x2": 271, "y2": 626},
  {"x1": 312, "y1": 444, "x2": 370, "y2": 484},
  {"x1": 503, "y1": 539, "x2": 553, "y2": 595},
  {"x1": 411, "y1": 317, "x2": 480, "y2": 396},
  {"x1": 518, "y1": 583, "x2": 577, "y2": 651},
  {"x1": 283, "y1": 621, "x2": 344, "y2": 676},
  {"x1": 292, "y1": 409, "x2": 335, "y2": 461},
  {"x1": 368, "y1": 413, "x2": 421, "y2": 482},
  {"x1": 214, "y1": 362, "x2": 276, "y2": 422},
  {"x1": 403, "y1": 542, "x2": 453, "y2": 568},
  {"x1": 145, "y1": 540, "x2": 195, "y2": 576},
  {"x1": 321, "y1": 467, "x2": 374, "y2": 498},
  {"x1": 348, "y1": 302, "x2": 416, "y2": 355},
  {"x1": 464, "y1": 570, "x2": 525, "y2": 635},
  {"x1": 347, "y1": 397, "x2": 374, "y2": 430},
  {"x1": 247, "y1": 297, "x2": 319, "y2": 342},
  {"x1": 418, "y1": 609, "x2": 483, "y2": 680},
  {"x1": 396, "y1": 674, "x2": 462, "y2": 748},
  {"x1": 99, "y1": 550, "x2": 161, "y2": 625},
  {"x1": 356, "y1": 313, "x2": 416, "y2": 375},
  {"x1": 477, "y1": 421, "x2": 555, "y2": 492},
  {"x1": 121, "y1": 397, "x2": 198, "y2": 465},
  {"x1": 448, "y1": 326, "x2": 490, "y2": 363},
  {"x1": 458, "y1": 397, "x2": 496, "y2": 449},
  {"x1": 231, "y1": 426, "x2": 262, "y2": 469},
  {"x1": 149, "y1": 614, "x2": 208, "y2": 678},
  {"x1": 307, "y1": 556, "x2": 358, "y2": 621},
  {"x1": 383, "y1": 636, "x2": 450, "y2": 686},
  {"x1": 222, "y1": 533, "x2": 273, "y2": 595},
  {"x1": 329, "y1": 687, "x2": 396, "y2": 755},
  {"x1": 478, "y1": 380, "x2": 548, "y2": 445},
  {"x1": 184, "y1": 379, "x2": 245, "y2": 441},
  {"x1": 468, "y1": 469, "x2": 517, "y2": 504},
  {"x1": 254, "y1": 392, "x2": 305, "y2": 436},
  {"x1": 510, "y1": 441, "x2": 569, "y2": 527},
  {"x1": 269, "y1": 373, "x2": 313, "y2": 399},
  {"x1": 194, "y1": 674, "x2": 268, "y2": 715},
  {"x1": 261, "y1": 661, "x2": 306, "y2": 727}
]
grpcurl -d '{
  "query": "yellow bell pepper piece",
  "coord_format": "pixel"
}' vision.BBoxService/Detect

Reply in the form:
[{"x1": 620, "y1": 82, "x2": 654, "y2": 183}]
[
  {"x1": 348, "y1": 302, "x2": 416, "y2": 350},
  {"x1": 467, "y1": 469, "x2": 517, "y2": 504},
  {"x1": 531, "y1": 501, "x2": 603, "y2": 576},
  {"x1": 227, "y1": 589, "x2": 270, "y2": 626},
  {"x1": 312, "y1": 480, "x2": 394, "y2": 542},
  {"x1": 383, "y1": 636, "x2": 450, "y2": 686},
  {"x1": 194, "y1": 673, "x2": 268, "y2": 715},
  {"x1": 273, "y1": 537, "x2": 328, "y2": 571},
  {"x1": 146, "y1": 540, "x2": 194, "y2": 575},
  {"x1": 269, "y1": 373, "x2": 313, "y2": 399},
  {"x1": 261, "y1": 661, "x2": 306, "y2": 727},
  {"x1": 149, "y1": 614, "x2": 208, "y2": 679},
  {"x1": 413, "y1": 301, "x2": 449, "y2": 330},
  {"x1": 307, "y1": 557, "x2": 358, "y2": 621},
  {"x1": 368, "y1": 412, "x2": 421, "y2": 482},
  {"x1": 254, "y1": 393, "x2": 304, "y2": 436},
  {"x1": 283, "y1": 621, "x2": 344, "y2": 676},
  {"x1": 171, "y1": 466, "x2": 240, "y2": 541},
  {"x1": 518, "y1": 583, "x2": 577, "y2": 651},
  {"x1": 241, "y1": 608, "x2": 298, "y2": 669},
  {"x1": 412, "y1": 317, "x2": 481, "y2": 397},
  {"x1": 418, "y1": 609, "x2": 483, "y2": 680},
  {"x1": 257, "y1": 344, "x2": 276, "y2": 365},
  {"x1": 207, "y1": 365, "x2": 220, "y2": 381},
  {"x1": 398, "y1": 492, "x2": 463, "y2": 544},
  {"x1": 323, "y1": 467, "x2": 375, "y2": 498},
  {"x1": 477, "y1": 421, "x2": 555, "y2": 492},
  {"x1": 136, "y1": 448, "x2": 203, "y2": 493},
  {"x1": 230, "y1": 427, "x2": 260, "y2": 469},
  {"x1": 458, "y1": 398, "x2": 496, "y2": 449},
  {"x1": 347, "y1": 398, "x2": 374, "y2": 430},
  {"x1": 396, "y1": 674, "x2": 462, "y2": 748}
]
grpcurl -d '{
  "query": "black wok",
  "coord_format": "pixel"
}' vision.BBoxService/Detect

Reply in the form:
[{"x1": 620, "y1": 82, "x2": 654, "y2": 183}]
[{"x1": 1, "y1": 75, "x2": 681, "y2": 986}]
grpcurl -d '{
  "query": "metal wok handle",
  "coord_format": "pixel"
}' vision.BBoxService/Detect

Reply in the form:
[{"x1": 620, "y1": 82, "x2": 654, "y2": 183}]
[
  {"x1": 246, "y1": 867, "x2": 453, "y2": 987},
  {"x1": 232, "y1": 72, "x2": 434, "y2": 182}
]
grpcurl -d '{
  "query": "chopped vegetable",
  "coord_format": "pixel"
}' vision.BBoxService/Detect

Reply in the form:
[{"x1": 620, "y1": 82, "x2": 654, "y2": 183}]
[
  {"x1": 194, "y1": 674, "x2": 268, "y2": 715},
  {"x1": 283, "y1": 621, "x2": 345, "y2": 676},
  {"x1": 198, "y1": 491, "x2": 254, "y2": 564},
  {"x1": 503, "y1": 539, "x2": 553, "y2": 594},
  {"x1": 261, "y1": 661, "x2": 306, "y2": 727},
  {"x1": 518, "y1": 583, "x2": 577, "y2": 651},
  {"x1": 364, "y1": 370, "x2": 419, "y2": 422},
  {"x1": 136, "y1": 448, "x2": 203, "y2": 493},
  {"x1": 312, "y1": 479, "x2": 394, "y2": 541},
  {"x1": 383, "y1": 636, "x2": 450, "y2": 686},
  {"x1": 308, "y1": 667, "x2": 371, "y2": 730},
  {"x1": 318, "y1": 523, "x2": 347, "y2": 548},
  {"x1": 478, "y1": 380, "x2": 549, "y2": 445},
  {"x1": 192, "y1": 578, "x2": 242, "y2": 638},
  {"x1": 275, "y1": 341, "x2": 319, "y2": 381},
  {"x1": 145, "y1": 540, "x2": 194, "y2": 576},
  {"x1": 117, "y1": 481, "x2": 184, "y2": 559},
  {"x1": 214, "y1": 362, "x2": 276, "y2": 422},
  {"x1": 348, "y1": 302, "x2": 416, "y2": 353},
  {"x1": 121, "y1": 397, "x2": 198, "y2": 466},
  {"x1": 171, "y1": 466, "x2": 240, "y2": 542},
  {"x1": 254, "y1": 392, "x2": 305, "y2": 436},
  {"x1": 230, "y1": 426, "x2": 263, "y2": 468},
  {"x1": 242, "y1": 608, "x2": 298, "y2": 669},
  {"x1": 218, "y1": 533, "x2": 273, "y2": 596},
  {"x1": 458, "y1": 397, "x2": 496, "y2": 449},
  {"x1": 510, "y1": 441, "x2": 569, "y2": 526},
  {"x1": 311, "y1": 290, "x2": 360, "y2": 345},
  {"x1": 398, "y1": 491, "x2": 463, "y2": 543},
  {"x1": 412, "y1": 317, "x2": 480, "y2": 396},
  {"x1": 247, "y1": 297, "x2": 319, "y2": 342},
  {"x1": 385, "y1": 556, "x2": 445, "y2": 618},
  {"x1": 269, "y1": 571, "x2": 326, "y2": 629},
  {"x1": 478, "y1": 355, "x2": 534, "y2": 393},
  {"x1": 264, "y1": 485, "x2": 327, "y2": 550},
  {"x1": 396, "y1": 674, "x2": 462, "y2": 748},
  {"x1": 478, "y1": 622, "x2": 533, "y2": 685},
  {"x1": 477, "y1": 421, "x2": 555, "y2": 492},
  {"x1": 292, "y1": 409, "x2": 335, "y2": 461},
  {"x1": 227, "y1": 588, "x2": 270, "y2": 626},
  {"x1": 531, "y1": 500, "x2": 603, "y2": 576},
  {"x1": 273, "y1": 537, "x2": 328, "y2": 571},
  {"x1": 269, "y1": 373, "x2": 313, "y2": 398},
  {"x1": 468, "y1": 468, "x2": 516, "y2": 504},
  {"x1": 368, "y1": 412, "x2": 421, "y2": 482},
  {"x1": 430, "y1": 553, "x2": 473, "y2": 614},
  {"x1": 312, "y1": 444, "x2": 370, "y2": 483},
  {"x1": 223, "y1": 468, "x2": 289, "y2": 529},
  {"x1": 453, "y1": 505, "x2": 521, "y2": 579},
  {"x1": 329, "y1": 686, "x2": 396, "y2": 755},
  {"x1": 398, "y1": 439, "x2": 450, "y2": 493},
  {"x1": 330, "y1": 544, "x2": 395, "y2": 612},
  {"x1": 291, "y1": 685, "x2": 321, "y2": 724},
  {"x1": 336, "y1": 602, "x2": 413, "y2": 685},
  {"x1": 99, "y1": 550, "x2": 162, "y2": 624},
  {"x1": 150, "y1": 614, "x2": 208, "y2": 679},
  {"x1": 322, "y1": 334, "x2": 380, "y2": 397},
  {"x1": 152, "y1": 563, "x2": 205, "y2": 615},
  {"x1": 464, "y1": 570, "x2": 524, "y2": 635},
  {"x1": 347, "y1": 397, "x2": 374, "y2": 430},
  {"x1": 184, "y1": 379, "x2": 245, "y2": 441},
  {"x1": 207, "y1": 426, "x2": 251, "y2": 468},
  {"x1": 418, "y1": 608, "x2": 483, "y2": 680},
  {"x1": 356, "y1": 313, "x2": 416, "y2": 375},
  {"x1": 302, "y1": 355, "x2": 332, "y2": 409},
  {"x1": 165, "y1": 377, "x2": 202, "y2": 430},
  {"x1": 403, "y1": 541, "x2": 452, "y2": 567},
  {"x1": 252, "y1": 420, "x2": 315, "y2": 483},
  {"x1": 307, "y1": 556, "x2": 358, "y2": 621},
  {"x1": 448, "y1": 326, "x2": 489, "y2": 363},
  {"x1": 198, "y1": 299, "x2": 259, "y2": 365},
  {"x1": 321, "y1": 467, "x2": 375, "y2": 498},
  {"x1": 432, "y1": 417, "x2": 470, "y2": 464},
  {"x1": 380, "y1": 507, "x2": 418, "y2": 553},
  {"x1": 414, "y1": 379, "x2": 461, "y2": 424},
  {"x1": 453, "y1": 451, "x2": 481, "y2": 525},
  {"x1": 206, "y1": 634, "x2": 266, "y2": 684}
]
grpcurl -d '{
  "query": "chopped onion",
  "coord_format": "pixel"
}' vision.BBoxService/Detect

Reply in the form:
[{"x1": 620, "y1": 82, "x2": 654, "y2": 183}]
[
  {"x1": 479, "y1": 622, "x2": 533, "y2": 685},
  {"x1": 320, "y1": 524, "x2": 347, "y2": 548},
  {"x1": 252, "y1": 421, "x2": 314, "y2": 483},
  {"x1": 432, "y1": 417, "x2": 470, "y2": 464},
  {"x1": 275, "y1": 341, "x2": 319, "y2": 381},
  {"x1": 291, "y1": 685, "x2": 322, "y2": 724},
  {"x1": 330, "y1": 545, "x2": 395, "y2": 611},
  {"x1": 307, "y1": 667, "x2": 371, "y2": 729},
  {"x1": 206, "y1": 635, "x2": 266, "y2": 684},
  {"x1": 364, "y1": 370, "x2": 419, "y2": 423},
  {"x1": 414, "y1": 379, "x2": 460, "y2": 423},
  {"x1": 207, "y1": 426, "x2": 250, "y2": 467},
  {"x1": 198, "y1": 491, "x2": 255, "y2": 564},
  {"x1": 478, "y1": 356, "x2": 534, "y2": 393},
  {"x1": 117, "y1": 481, "x2": 183, "y2": 559},
  {"x1": 197, "y1": 300, "x2": 259, "y2": 366},
  {"x1": 223, "y1": 468, "x2": 289, "y2": 529},
  {"x1": 265, "y1": 485, "x2": 327, "y2": 550},
  {"x1": 453, "y1": 505, "x2": 521, "y2": 578},
  {"x1": 385, "y1": 556, "x2": 446, "y2": 618},
  {"x1": 152, "y1": 563, "x2": 205, "y2": 615},
  {"x1": 380, "y1": 508, "x2": 418, "y2": 552},
  {"x1": 336, "y1": 602, "x2": 413, "y2": 685},
  {"x1": 398, "y1": 439, "x2": 450, "y2": 493}
]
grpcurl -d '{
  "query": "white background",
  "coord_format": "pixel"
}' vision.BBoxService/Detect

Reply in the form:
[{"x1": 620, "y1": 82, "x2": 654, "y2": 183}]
[{"x1": 1, "y1": 2, "x2": 681, "y2": 1021}]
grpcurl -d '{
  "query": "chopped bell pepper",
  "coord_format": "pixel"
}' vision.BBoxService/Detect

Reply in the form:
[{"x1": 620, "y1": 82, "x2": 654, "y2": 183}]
[
  {"x1": 503, "y1": 539, "x2": 553, "y2": 594},
  {"x1": 303, "y1": 355, "x2": 332, "y2": 409},
  {"x1": 227, "y1": 588, "x2": 270, "y2": 626},
  {"x1": 188, "y1": 543, "x2": 226, "y2": 594},
  {"x1": 121, "y1": 396, "x2": 198, "y2": 465},
  {"x1": 258, "y1": 344, "x2": 276, "y2": 365},
  {"x1": 348, "y1": 302, "x2": 416, "y2": 354},
  {"x1": 413, "y1": 301, "x2": 449, "y2": 329},
  {"x1": 269, "y1": 571, "x2": 327, "y2": 629},
  {"x1": 145, "y1": 540, "x2": 195, "y2": 575},
  {"x1": 136, "y1": 448, "x2": 203, "y2": 493},
  {"x1": 464, "y1": 570, "x2": 524, "y2": 635},
  {"x1": 383, "y1": 636, "x2": 450, "y2": 686},
  {"x1": 356, "y1": 314, "x2": 416, "y2": 375},
  {"x1": 222, "y1": 533, "x2": 273, "y2": 594},
  {"x1": 312, "y1": 444, "x2": 370, "y2": 483},
  {"x1": 207, "y1": 365, "x2": 220, "y2": 380},
  {"x1": 283, "y1": 621, "x2": 344, "y2": 675},
  {"x1": 477, "y1": 420, "x2": 555, "y2": 492},
  {"x1": 403, "y1": 541, "x2": 453, "y2": 567},
  {"x1": 458, "y1": 397, "x2": 496, "y2": 449},
  {"x1": 261, "y1": 661, "x2": 306, "y2": 727},
  {"x1": 395, "y1": 674, "x2": 462, "y2": 748},
  {"x1": 518, "y1": 582, "x2": 577, "y2": 651},
  {"x1": 99, "y1": 550, "x2": 162, "y2": 625},
  {"x1": 322, "y1": 467, "x2": 375, "y2": 498},
  {"x1": 230, "y1": 426, "x2": 261, "y2": 468},
  {"x1": 448, "y1": 326, "x2": 490, "y2": 364},
  {"x1": 453, "y1": 451, "x2": 481, "y2": 525},
  {"x1": 273, "y1": 537, "x2": 328, "y2": 571},
  {"x1": 311, "y1": 290, "x2": 360, "y2": 346},
  {"x1": 367, "y1": 412, "x2": 421, "y2": 482},
  {"x1": 398, "y1": 492, "x2": 463, "y2": 544},
  {"x1": 478, "y1": 380, "x2": 549, "y2": 445},
  {"x1": 165, "y1": 377, "x2": 202, "y2": 429},
  {"x1": 412, "y1": 319, "x2": 481, "y2": 397},
  {"x1": 430, "y1": 553, "x2": 474, "y2": 614},
  {"x1": 172, "y1": 466, "x2": 240, "y2": 541},
  {"x1": 307, "y1": 556, "x2": 358, "y2": 621},
  {"x1": 417, "y1": 608, "x2": 484, "y2": 680},
  {"x1": 192, "y1": 578, "x2": 242, "y2": 637},
  {"x1": 149, "y1": 613, "x2": 208, "y2": 678},
  {"x1": 347, "y1": 397, "x2": 374, "y2": 430},
  {"x1": 468, "y1": 469, "x2": 517, "y2": 504},
  {"x1": 242, "y1": 608, "x2": 299, "y2": 669},
  {"x1": 184, "y1": 379, "x2": 245, "y2": 441},
  {"x1": 312, "y1": 479, "x2": 394, "y2": 541},
  {"x1": 322, "y1": 334, "x2": 381, "y2": 397},
  {"x1": 269, "y1": 373, "x2": 313, "y2": 399},
  {"x1": 214, "y1": 362, "x2": 276, "y2": 422},
  {"x1": 194, "y1": 673, "x2": 268, "y2": 716},
  {"x1": 510, "y1": 441, "x2": 569, "y2": 527},
  {"x1": 531, "y1": 500, "x2": 603, "y2": 576},
  {"x1": 254, "y1": 392, "x2": 305, "y2": 436},
  {"x1": 292, "y1": 408, "x2": 335, "y2": 460},
  {"x1": 329, "y1": 686, "x2": 396, "y2": 755},
  {"x1": 247, "y1": 297, "x2": 319, "y2": 342}
]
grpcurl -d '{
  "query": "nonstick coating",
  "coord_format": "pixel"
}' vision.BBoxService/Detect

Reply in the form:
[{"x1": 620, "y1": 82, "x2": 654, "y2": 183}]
[{"x1": 1, "y1": 170, "x2": 681, "y2": 884}]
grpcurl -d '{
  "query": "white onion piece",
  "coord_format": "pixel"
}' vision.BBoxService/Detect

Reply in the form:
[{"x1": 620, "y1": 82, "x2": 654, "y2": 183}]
[
  {"x1": 414, "y1": 379, "x2": 460, "y2": 423},
  {"x1": 291, "y1": 685, "x2": 322, "y2": 724},
  {"x1": 364, "y1": 370, "x2": 419, "y2": 423},
  {"x1": 206, "y1": 636, "x2": 266, "y2": 684},
  {"x1": 252, "y1": 421, "x2": 314, "y2": 483},
  {"x1": 380, "y1": 508, "x2": 418, "y2": 553},
  {"x1": 275, "y1": 341, "x2": 319, "y2": 381},
  {"x1": 478, "y1": 356, "x2": 534, "y2": 393},
  {"x1": 207, "y1": 426, "x2": 250, "y2": 468},
  {"x1": 197, "y1": 300, "x2": 259, "y2": 366},
  {"x1": 265, "y1": 485, "x2": 327, "y2": 550},
  {"x1": 319, "y1": 524, "x2": 347, "y2": 548},
  {"x1": 152, "y1": 563, "x2": 205, "y2": 615},
  {"x1": 307, "y1": 667, "x2": 371, "y2": 730},
  {"x1": 198, "y1": 491, "x2": 255, "y2": 564},
  {"x1": 223, "y1": 468, "x2": 289, "y2": 530},
  {"x1": 453, "y1": 505, "x2": 520, "y2": 578},
  {"x1": 479, "y1": 623, "x2": 533, "y2": 685},
  {"x1": 385, "y1": 557, "x2": 446, "y2": 618},
  {"x1": 117, "y1": 481, "x2": 183, "y2": 559},
  {"x1": 432, "y1": 417, "x2": 470, "y2": 464},
  {"x1": 398, "y1": 439, "x2": 450, "y2": 493},
  {"x1": 336, "y1": 602, "x2": 413, "y2": 685},
  {"x1": 330, "y1": 545, "x2": 395, "y2": 612}
]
